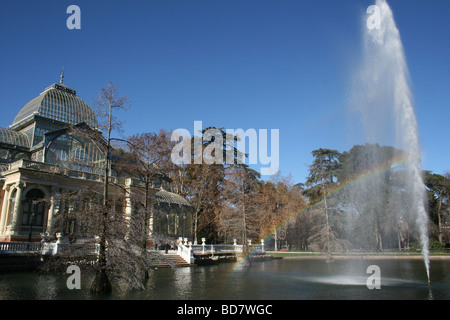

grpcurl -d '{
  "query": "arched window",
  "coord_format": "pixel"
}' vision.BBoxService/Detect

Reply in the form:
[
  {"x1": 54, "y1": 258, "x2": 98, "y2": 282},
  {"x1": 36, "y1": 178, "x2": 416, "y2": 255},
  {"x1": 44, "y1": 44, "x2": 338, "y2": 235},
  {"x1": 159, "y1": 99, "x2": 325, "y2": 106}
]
[
  {"x1": 46, "y1": 133, "x2": 105, "y2": 174},
  {"x1": 22, "y1": 189, "x2": 46, "y2": 227}
]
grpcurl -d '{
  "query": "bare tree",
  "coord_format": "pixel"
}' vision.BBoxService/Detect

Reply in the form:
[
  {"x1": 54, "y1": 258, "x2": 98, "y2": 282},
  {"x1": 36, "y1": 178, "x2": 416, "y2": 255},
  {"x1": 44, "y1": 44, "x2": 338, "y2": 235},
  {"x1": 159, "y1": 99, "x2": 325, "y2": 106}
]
[
  {"x1": 220, "y1": 164, "x2": 261, "y2": 245},
  {"x1": 114, "y1": 130, "x2": 176, "y2": 277},
  {"x1": 90, "y1": 82, "x2": 129, "y2": 294},
  {"x1": 168, "y1": 127, "x2": 241, "y2": 244}
]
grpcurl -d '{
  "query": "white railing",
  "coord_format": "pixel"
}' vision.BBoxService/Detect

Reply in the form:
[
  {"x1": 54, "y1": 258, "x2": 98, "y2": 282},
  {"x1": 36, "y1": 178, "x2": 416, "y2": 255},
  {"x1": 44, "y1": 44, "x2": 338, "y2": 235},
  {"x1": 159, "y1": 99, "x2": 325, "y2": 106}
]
[
  {"x1": 5, "y1": 159, "x2": 124, "y2": 184},
  {"x1": 0, "y1": 241, "x2": 99, "y2": 256},
  {"x1": 177, "y1": 242, "x2": 195, "y2": 264},
  {"x1": 0, "y1": 241, "x2": 42, "y2": 253},
  {"x1": 1, "y1": 237, "x2": 246, "y2": 265},
  {"x1": 190, "y1": 244, "x2": 244, "y2": 254}
]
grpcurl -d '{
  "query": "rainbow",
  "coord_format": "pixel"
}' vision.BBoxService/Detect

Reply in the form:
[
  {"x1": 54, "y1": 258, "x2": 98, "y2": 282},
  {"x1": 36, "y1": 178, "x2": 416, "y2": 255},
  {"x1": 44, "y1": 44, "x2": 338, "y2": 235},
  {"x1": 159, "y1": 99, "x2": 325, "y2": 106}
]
[{"x1": 231, "y1": 152, "x2": 415, "y2": 274}]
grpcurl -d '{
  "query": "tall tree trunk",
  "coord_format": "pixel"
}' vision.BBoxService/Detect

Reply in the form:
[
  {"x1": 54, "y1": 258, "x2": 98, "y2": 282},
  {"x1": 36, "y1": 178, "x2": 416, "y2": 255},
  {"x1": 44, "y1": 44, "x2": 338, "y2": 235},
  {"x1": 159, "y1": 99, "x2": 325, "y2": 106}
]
[
  {"x1": 323, "y1": 193, "x2": 332, "y2": 261},
  {"x1": 274, "y1": 229, "x2": 278, "y2": 251},
  {"x1": 374, "y1": 216, "x2": 383, "y2": 251},
  {"x1": 142, "y1": 182, "x2": 151, "y2": 279},
  {"x1": 193, "y1": 180, "x2": 206, "y2": 244},
  {"x1": 91, "y1": 106, "x2": 112, "y2": 294},
  {"x1": 437, "y1": 196, "x2": 443, "y2": 243},
  {"x1": 193, "y1": 206, "x2": 200, "y2": 245},
  {"x1": 241, "y1": 187, "x2": 247, "y2": 247}
]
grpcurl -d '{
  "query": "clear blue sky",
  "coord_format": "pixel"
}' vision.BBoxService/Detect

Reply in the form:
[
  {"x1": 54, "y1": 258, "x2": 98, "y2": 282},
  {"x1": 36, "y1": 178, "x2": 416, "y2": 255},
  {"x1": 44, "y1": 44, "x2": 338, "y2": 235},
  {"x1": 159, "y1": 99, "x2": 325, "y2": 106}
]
[{"x1": 1, "y1": 0, "x2": 448, "y2": 184}]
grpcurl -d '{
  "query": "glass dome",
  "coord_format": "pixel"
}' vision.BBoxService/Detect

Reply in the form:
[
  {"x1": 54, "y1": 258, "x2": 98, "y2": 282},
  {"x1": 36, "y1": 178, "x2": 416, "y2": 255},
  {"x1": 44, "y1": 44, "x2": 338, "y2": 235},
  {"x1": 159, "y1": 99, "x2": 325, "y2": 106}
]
[
  {"x1": 11, "y1": 83, "x2": 98, "y2": 130},
  {"x1": 0, "y1": 127, "x2": 31, "y2": 148}
]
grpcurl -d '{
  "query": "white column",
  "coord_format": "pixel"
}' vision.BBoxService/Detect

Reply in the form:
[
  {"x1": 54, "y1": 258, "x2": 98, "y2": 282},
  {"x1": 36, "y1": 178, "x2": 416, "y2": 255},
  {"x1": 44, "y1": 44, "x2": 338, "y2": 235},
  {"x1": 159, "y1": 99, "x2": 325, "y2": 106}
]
[
  {"x1": 124, "y1": 179, "x2": 132, "y2": 220},
  {"x1": 46, "y1": 187, "x2": 58, "y2": 236},
  {"x1": 8, "y1": 182, "x2": 24, "y2": 235},
  {"x1": 0, "y1": 185, "x2": 11, "y2": 234},
  {"x1": 148, "y1": 206, "x2": 154, "y2": 237},
  {"x1": 124, "y1": 192, "x2": 132, "y2": 218},
  {"x1": 58, "y1": 189, "x2": 66, "y2": 234},
  {"x1": 123, "y1": 179, "x2": 134, "y2": 242}
]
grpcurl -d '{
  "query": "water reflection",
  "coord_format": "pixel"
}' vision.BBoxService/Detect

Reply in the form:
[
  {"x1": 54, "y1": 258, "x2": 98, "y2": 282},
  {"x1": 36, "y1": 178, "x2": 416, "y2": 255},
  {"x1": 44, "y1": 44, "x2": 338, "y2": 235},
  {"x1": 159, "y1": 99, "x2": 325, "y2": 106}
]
[
  {"x1": 0, "y1": 258, "x2": 449, "y2": 300},
  {"x1": 174, "y1": 267, "x2": 192, "y2": 298},
  {"x1": 35, "y1": 275, "x2": 58, "y2": 299},
  {"x1": 427, "y1": 284, "x2": 434, "y2": 300}
]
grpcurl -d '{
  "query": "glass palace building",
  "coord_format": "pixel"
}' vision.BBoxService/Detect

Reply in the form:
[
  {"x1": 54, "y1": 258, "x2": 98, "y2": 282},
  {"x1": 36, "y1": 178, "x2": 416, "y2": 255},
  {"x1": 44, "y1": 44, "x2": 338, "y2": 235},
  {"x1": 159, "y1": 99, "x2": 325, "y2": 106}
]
[{"x1": 0, "y1": 80, "x2": 192, "y2": 243}]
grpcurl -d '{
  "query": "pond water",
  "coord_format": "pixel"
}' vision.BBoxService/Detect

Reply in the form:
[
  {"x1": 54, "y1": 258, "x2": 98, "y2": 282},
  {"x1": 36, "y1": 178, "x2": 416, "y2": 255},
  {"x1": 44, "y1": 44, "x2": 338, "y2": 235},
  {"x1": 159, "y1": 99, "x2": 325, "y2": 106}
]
[{"x1": 1, "y1": 257, "x2": 449, "y2": 300}]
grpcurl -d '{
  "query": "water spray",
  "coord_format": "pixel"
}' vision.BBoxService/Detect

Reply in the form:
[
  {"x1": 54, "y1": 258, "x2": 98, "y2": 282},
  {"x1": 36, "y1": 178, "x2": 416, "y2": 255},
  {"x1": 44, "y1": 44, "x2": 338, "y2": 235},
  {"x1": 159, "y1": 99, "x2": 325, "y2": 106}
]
[{"x1": 355, "y1": 0, "x2": 431, "y2": 282}]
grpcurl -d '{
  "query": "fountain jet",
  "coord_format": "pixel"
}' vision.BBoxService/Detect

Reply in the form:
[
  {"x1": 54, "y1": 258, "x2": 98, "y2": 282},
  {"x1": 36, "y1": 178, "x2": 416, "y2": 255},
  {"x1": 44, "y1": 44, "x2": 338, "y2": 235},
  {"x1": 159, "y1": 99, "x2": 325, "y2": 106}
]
[{"x1": 351, "y1": 0, "x2": 430, "y2": 282}]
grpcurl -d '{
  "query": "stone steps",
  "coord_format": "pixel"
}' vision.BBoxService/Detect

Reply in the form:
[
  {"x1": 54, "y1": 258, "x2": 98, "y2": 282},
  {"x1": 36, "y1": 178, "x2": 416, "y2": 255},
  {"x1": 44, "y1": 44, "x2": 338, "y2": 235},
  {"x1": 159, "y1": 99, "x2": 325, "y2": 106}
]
[{"x1": 148, "y1": 252, "x2": 192, "y2": 268}]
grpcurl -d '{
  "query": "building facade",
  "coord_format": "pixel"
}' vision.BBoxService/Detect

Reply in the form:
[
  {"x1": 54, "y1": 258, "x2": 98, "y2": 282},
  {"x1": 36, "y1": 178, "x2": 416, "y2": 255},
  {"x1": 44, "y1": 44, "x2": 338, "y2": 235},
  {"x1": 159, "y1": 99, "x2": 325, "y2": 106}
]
[{"x1": 0, "y1": 80, "x2": 192, "y2": 243}]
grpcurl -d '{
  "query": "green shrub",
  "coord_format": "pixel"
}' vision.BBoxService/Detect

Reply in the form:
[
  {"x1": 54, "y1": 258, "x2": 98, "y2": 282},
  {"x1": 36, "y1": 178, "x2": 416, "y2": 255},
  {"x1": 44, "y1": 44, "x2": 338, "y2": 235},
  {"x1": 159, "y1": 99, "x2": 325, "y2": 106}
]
[
  {"x1": 429, "y1": 239, "x2": 446, "y2": 251},
  {"x1": 409, "y1": 240, "x2": 446, "y2": 252}
]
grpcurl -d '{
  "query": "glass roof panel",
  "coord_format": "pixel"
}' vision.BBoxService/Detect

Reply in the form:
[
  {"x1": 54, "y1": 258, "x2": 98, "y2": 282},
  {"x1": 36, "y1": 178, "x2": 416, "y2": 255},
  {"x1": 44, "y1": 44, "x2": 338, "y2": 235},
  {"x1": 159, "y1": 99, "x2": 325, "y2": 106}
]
[
  {"x1": 11, "y1": 83, "x2": 98, "y2": 129},
  {"x1": 0, "y1": 128, "x2": 31, "y2": 148}
]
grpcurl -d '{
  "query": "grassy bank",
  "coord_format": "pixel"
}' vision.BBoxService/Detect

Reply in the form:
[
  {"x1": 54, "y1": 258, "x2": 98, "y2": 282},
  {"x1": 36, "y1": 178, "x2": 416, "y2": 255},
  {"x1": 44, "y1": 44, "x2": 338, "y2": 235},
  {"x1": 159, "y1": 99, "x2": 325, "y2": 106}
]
[{"x1": 265, "y1": 251, "x2": 450, "y2": 259}]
